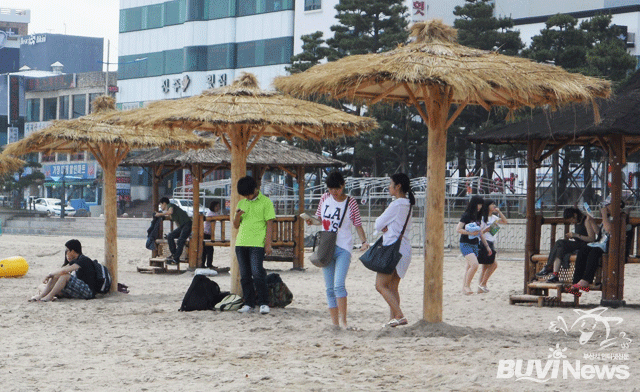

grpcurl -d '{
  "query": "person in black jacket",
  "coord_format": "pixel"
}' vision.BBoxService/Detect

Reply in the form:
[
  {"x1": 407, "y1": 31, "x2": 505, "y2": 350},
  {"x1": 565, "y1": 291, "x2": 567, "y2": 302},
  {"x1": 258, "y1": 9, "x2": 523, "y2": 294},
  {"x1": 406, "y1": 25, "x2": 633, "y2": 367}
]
[{"x1": 29, "y1": 239, "x2": 98, "y2": 302}]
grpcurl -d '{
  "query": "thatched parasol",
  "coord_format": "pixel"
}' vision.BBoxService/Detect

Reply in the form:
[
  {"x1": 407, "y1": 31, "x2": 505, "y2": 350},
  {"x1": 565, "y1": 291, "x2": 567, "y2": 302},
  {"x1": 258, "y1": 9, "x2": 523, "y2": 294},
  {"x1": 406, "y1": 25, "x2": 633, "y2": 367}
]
[
  {"x1": 4, "y1": 96, "x2": 212, "y2": 291},
  {"x1": 0, "y1": 154, "x2": 25, "y2": 174},
  {"x1": 96, "y1": 73, "x2": 377, "y2": 293},
  {"x1": 274, "y1": 20, "x2": 611, "y2": 323}
]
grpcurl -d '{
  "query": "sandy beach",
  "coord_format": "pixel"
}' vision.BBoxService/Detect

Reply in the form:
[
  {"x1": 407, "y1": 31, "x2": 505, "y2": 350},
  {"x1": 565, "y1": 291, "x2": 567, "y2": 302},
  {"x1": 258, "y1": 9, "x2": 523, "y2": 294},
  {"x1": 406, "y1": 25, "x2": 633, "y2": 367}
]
[{"x1": 1, "y1": 233, "x2": 639, "y2": 391}]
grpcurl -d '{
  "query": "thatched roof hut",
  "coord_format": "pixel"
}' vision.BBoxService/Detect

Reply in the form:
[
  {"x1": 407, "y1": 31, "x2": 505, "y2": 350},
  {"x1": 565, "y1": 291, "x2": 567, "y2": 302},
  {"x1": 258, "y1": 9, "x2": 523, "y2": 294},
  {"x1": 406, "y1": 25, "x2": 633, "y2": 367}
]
[
  {"x1": 3, "y1": 96, "x2": 212, "y2": 291},
  {"x1": 0, "y1": 154, "x2": 25, "y2": 174},
  {"x1": 275, "y1": 19, "x2": 611, "y2": 323},
  {"x1": 121, "y1": 137, "x2": 344, "y2": 169},
  {"x1": 470, "y1": 70, "x2": 640, "y2": 148}
]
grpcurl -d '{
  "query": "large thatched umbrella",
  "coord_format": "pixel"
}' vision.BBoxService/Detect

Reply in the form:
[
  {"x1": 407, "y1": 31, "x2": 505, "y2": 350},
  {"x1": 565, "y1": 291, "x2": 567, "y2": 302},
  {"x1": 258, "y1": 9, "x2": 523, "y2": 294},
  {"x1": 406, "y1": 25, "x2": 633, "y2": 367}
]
[
  {"x1": 274, "y1": 20, "x2": 611, "y2": 322},
  {"x1": 96, "y1": 73, "x2": 377, "y2": 293},
  {"x1": 3, "y1": 97, "x2": 212, "y2": 291},
  {"x1": 121, "y1": 137, "x2": 346, "y2": 269},
  {"x1": 0, "y1": 154, "x2": 25, "y2": 174}
]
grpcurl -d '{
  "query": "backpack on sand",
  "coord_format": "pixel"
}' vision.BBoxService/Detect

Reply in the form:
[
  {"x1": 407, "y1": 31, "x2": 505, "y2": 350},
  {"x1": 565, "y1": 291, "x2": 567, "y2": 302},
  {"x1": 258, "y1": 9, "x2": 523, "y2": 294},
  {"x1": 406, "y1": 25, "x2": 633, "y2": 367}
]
[
  {"x1": 266, "y1": 273, "x2": 293, "y2": 308},
  {"x1": 92, "y1": 259, "x2": 112, "y2": 295},
  {"x1": 179, "y1": 275, "x2": 225, "y2": 311},
  {"x1": 215, "y1": 294, "x2": 244, "y2": 311}
]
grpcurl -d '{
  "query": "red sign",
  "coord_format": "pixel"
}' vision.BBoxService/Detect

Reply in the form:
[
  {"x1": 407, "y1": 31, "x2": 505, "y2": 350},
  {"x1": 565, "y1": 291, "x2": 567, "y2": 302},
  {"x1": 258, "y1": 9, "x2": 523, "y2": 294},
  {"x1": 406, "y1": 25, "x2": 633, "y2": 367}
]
[
  {"x1": 108, "y1": 86, "x2": 119, "y2": 93},
  {"x1": 413, "y1": 1, "x2": 425, "y2": 16}
]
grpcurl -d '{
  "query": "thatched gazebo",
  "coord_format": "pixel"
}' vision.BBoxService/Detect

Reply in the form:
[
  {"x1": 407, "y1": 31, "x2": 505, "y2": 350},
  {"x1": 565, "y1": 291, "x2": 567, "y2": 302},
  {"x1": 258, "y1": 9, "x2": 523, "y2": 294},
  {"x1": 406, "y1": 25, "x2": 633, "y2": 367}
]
[
  {"x1": 0, "y1": 154, "x2": 25, "y2": 174},
  {"x1": 96, "y1": 73, "x2": 377, "y2": 294},
  {"x1": 274, "y1": 20, "x2": 611, "y2": 322},
  {"x1": 471, "y1": 71, "x2": 640, "y2": 307},
  {"x1": 121, "y1": 137, "x2": 346, "y2": 269},
  {"x1": 3, "y1": 97, "x2": 212, "y2": 291}
]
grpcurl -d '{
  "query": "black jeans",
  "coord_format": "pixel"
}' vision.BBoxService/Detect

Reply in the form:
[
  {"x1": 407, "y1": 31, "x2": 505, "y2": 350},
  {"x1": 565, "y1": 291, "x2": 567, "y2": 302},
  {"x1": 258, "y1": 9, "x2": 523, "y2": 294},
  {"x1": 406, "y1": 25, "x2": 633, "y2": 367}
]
[
  {"x1": 544, "y1": 239, "x2": 585, "y2": 270},
  {"x1": 167, "y1": 222, "x2": 192, "y2": 262},
  {"x1": 202, "y1": 233, "x2": 214, "y2": 267},
  {"x1": 235, "y1": 246, "x2": 268, "y2": 307},
  {"x1": 573, "y1": 246, "x2": 603, "y2": 284}
]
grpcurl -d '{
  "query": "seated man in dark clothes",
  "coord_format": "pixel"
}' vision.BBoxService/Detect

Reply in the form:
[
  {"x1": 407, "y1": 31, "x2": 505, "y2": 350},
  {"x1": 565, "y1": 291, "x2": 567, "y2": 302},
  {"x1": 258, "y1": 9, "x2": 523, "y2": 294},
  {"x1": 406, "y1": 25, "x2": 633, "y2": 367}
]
[
  {"x1": 155, "y1": 197, "x2": 192, "y2": 265},
  {"x1": 29, "y1": 239, "x2": 98, "y2": 302}
]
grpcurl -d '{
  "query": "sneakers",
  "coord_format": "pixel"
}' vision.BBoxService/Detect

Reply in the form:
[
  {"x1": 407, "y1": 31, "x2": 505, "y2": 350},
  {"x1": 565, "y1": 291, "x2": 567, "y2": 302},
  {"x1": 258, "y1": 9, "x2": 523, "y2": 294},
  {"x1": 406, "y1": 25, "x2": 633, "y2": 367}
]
[
  {"x1": 536, "y1": 267, "x2": 551, "y2": 277},
  {"x1": 237, "y1": 305, "x2": 254, "y2": 313},
  {"x1": 260, "y1": 305, "x2": 270, "y2": 314},
  {"x1": 546, "y1": 274, "x2": 560, "y2": 283}
]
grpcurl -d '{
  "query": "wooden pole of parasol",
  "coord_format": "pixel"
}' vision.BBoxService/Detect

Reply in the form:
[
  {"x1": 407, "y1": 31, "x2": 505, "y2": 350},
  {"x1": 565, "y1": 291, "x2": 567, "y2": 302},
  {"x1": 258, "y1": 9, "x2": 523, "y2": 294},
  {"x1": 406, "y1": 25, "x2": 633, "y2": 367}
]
[
  {"x1": 99, "y1": 145, "x2": 119, "y2": 292},
  {"x1": 189, "y1": 164, "x2": 202, "y2": 269},
  {"x1": 228, "y1": 127, "x2": 250, "y2": 295}
]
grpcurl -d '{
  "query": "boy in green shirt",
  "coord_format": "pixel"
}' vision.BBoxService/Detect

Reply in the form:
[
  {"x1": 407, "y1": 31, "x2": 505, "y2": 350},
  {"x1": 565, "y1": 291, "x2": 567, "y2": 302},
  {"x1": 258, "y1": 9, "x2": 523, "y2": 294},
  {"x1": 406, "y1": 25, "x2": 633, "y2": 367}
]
[{"x1": 233, "y1": 176, "x2": 275, "y2": 314}]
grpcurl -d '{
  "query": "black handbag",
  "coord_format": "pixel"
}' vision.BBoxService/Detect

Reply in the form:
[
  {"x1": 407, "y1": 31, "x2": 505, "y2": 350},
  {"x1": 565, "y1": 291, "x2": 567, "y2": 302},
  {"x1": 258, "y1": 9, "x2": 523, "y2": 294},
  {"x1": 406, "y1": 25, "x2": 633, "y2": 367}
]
[
  {"x1": 359, "y1": 205, "x2": 412, "y2": 274},
  {"x1": 310, "y1": 197, "x2": 350, "y2": 268}
]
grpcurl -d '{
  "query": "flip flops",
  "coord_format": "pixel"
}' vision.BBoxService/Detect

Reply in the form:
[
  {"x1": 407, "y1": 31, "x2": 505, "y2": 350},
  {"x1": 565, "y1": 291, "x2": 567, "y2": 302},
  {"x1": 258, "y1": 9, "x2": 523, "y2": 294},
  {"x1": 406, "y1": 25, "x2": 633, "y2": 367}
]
[
  {"x1": 117, "y1": 283, "x2": 130, "y2": 294},
  {"x1": 573, "y1": 283, "x2": 590, "y2": 293},
  {"x1": 384, "y1": 317, "x2": 408, "y2": 328},
  {"x1": 566, "y1": 285, "x2": 582, "y2": 297}
]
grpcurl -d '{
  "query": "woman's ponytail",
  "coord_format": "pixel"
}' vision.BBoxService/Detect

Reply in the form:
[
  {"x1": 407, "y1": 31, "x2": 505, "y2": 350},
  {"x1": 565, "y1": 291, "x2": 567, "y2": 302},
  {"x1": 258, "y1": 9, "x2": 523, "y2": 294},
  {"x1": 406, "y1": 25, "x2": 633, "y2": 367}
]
[{"x1": 391, "y1": 173, "x2": 414, "y2": 205}]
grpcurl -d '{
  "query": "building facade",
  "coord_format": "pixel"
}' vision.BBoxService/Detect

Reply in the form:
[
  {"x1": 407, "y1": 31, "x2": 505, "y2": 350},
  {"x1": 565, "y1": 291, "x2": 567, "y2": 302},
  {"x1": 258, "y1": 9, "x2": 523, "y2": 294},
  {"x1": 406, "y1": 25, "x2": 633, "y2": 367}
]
[
  {"x1": 0, "y1": 7, "x2": 30, "y2": 74},
  {"x1": 117, "y1": 0, "x2": 295, "y2": 107}
]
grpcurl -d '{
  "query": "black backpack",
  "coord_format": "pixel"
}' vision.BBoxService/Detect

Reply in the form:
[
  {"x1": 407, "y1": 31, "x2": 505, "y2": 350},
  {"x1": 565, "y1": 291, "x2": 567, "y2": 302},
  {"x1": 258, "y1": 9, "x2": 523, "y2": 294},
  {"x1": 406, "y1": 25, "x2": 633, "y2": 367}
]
[
  {"x1": 92, "y1": 260, "x2": 112, "y2": 294},
  {"x1": 179, "y1": 275, "x2": 226, "y2": 311},
  {"x1": 266, "y1": 273, "x2": 293, "y2": 308}
]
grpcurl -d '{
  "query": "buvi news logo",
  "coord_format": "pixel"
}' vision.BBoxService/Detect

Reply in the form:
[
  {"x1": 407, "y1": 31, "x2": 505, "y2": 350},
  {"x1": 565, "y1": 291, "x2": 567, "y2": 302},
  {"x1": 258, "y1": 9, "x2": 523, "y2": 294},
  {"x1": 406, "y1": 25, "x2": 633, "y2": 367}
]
[{"x1": 497, "y1": 307, "x2": 632, "y2": 382}]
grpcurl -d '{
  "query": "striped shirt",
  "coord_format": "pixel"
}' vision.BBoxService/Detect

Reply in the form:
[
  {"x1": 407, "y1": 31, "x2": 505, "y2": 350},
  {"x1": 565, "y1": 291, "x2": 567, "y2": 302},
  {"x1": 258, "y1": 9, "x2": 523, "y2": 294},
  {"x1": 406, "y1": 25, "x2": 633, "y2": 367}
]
[{"x1": 315, "y1": 193, "x2": 362, "y2": 253}]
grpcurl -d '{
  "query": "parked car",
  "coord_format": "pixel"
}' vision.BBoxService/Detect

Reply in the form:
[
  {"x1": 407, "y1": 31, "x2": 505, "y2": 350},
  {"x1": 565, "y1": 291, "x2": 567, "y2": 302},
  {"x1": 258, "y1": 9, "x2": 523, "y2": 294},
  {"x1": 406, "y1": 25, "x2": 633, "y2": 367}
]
[
  {"x1": 34, "y1": 198, "x2": 76, "y2": 216},
  {"x1": 169, "y1": 198, "x2": 206, "y2": 217}
]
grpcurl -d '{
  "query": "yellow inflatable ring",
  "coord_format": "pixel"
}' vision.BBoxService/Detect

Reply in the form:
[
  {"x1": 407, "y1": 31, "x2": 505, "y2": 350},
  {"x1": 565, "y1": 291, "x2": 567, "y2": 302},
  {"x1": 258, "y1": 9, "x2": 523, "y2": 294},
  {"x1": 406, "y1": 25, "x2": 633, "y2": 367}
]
[{"x1": 0, "y1": 256, "x2": 29, "y2": 277}]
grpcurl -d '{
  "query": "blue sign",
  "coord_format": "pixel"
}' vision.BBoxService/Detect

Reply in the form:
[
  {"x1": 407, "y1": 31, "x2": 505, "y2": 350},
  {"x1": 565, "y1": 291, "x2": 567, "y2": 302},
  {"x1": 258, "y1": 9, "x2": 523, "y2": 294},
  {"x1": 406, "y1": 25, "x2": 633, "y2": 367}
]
[{"x1": 44, "y1": 163, "x2": 97, "y2": 180}]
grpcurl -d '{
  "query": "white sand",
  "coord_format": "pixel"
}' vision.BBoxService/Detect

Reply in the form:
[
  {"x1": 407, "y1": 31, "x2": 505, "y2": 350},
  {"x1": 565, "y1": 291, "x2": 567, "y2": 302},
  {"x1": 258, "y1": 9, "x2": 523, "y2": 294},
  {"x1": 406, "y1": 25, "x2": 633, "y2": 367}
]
[{"x1": 1, "y1": 234, "x2": 638, "y2": 391}]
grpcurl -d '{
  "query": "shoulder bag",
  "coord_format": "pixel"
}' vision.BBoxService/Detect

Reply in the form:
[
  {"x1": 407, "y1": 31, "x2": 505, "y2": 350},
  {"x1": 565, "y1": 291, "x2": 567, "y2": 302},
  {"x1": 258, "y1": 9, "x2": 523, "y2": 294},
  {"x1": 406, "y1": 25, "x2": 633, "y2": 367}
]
[
  {"x1": 360, "y1": 205, "x2": 412, "y2": 274},
  {"x1": 310, "y1": 197, "x2": 350, "y2": 268}
]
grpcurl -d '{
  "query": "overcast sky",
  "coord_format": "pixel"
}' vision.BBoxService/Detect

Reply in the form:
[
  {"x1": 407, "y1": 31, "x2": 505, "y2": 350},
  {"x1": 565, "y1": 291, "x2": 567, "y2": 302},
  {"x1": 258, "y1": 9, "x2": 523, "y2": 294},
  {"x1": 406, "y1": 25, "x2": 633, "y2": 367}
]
[{"x1": 3, "y1": 0, "x2": 120, "y2": 70}]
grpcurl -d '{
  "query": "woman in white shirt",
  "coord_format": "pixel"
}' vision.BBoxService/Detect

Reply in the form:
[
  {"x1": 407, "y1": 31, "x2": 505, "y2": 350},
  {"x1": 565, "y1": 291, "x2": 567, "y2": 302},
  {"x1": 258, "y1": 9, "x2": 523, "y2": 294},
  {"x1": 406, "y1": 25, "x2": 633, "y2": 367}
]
[
  {"x1": 477, "y1": 199, "x2": 508, "y2": 293},
  {"x1": 374, "y1": 173, "x2": 414, "y2": 328},
  {"x1": 309, "y1": 171, "x2": 369, "y2": 329}
]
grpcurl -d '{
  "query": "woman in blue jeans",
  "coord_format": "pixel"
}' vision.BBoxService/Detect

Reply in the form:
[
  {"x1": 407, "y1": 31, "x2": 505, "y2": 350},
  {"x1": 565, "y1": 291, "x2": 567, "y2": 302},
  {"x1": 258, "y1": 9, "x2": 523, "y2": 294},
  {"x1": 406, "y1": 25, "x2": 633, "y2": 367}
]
[{"x1": 308, "y1": 171, "x2": 368, "y2": 329}]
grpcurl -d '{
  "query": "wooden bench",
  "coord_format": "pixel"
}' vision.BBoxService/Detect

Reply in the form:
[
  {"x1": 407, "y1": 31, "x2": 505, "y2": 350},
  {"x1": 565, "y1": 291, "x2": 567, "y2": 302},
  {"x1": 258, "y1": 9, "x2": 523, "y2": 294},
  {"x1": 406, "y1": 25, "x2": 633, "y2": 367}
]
[
  {"x1": 139, "y1": 217, "x2": 190, "y2": 274},
  {"x1": 511, "y1": 215, "x2": 640, "y2": 307},
  {"x1": 200, "y1": 215, "x2": 303, "y2": 269}
]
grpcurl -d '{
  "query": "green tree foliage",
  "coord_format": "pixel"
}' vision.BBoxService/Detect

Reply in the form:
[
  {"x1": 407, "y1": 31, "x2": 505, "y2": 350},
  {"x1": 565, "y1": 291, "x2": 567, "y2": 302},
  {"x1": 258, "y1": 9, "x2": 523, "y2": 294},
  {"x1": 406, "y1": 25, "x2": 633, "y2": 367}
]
[
  {"x1": 451, "y1": 0, "x2": 524, "y2": 194},
  {"x1": 327, "y1": 0, "x2": 409, "y2": 59},
  {"x1": 286, "y1": 32, "x2": 333, "y2": 74},
  {"x1": 0, "y1": 159, "x2": 44, "y2": 208},
  {"x1": 453, "y1": 0, "x2": 524, "y2": 55}
]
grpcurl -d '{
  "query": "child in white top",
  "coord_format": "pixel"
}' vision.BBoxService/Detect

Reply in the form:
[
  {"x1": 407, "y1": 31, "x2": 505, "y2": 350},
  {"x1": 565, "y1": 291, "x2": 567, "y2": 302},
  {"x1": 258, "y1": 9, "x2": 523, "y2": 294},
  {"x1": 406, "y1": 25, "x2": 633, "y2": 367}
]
[{"x1": 477, "y1": 199, "x2": 508, "y2": 293}]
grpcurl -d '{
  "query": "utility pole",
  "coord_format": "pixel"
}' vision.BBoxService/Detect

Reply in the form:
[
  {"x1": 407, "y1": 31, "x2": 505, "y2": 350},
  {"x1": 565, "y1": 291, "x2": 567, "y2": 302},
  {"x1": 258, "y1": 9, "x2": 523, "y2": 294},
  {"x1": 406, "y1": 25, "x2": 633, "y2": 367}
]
[{"x1": 105, "y1": 39, "x2": 110, "y2": 96}]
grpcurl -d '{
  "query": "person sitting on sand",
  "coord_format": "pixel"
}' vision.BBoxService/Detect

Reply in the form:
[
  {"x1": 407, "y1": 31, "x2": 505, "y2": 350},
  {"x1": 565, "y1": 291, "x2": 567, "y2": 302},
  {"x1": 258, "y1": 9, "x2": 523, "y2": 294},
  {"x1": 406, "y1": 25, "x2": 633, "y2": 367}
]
[{"x1": 30, "y1": 239, "x2": 98, "y2": 302}]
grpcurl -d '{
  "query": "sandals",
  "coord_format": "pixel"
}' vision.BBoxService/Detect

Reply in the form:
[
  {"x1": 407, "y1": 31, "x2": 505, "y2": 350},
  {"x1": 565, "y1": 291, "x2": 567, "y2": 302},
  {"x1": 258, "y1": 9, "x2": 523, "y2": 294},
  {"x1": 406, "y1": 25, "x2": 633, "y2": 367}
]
[
  {"x1": 566, "y1": 285, "x2": 582, "y2": 297},
  {"x1": 573, "y1": 283, "x2": 590, "y2": 293},
  {"x1": 384, "y1": 317, "x2": 408, "y2": 328}
]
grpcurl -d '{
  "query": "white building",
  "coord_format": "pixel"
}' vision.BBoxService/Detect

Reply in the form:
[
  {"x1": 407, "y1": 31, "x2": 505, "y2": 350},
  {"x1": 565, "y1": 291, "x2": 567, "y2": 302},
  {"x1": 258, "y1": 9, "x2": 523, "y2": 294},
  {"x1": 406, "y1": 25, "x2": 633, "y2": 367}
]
[{"x1": 117, "y1": 0, "x2": 296, "y2": 107}]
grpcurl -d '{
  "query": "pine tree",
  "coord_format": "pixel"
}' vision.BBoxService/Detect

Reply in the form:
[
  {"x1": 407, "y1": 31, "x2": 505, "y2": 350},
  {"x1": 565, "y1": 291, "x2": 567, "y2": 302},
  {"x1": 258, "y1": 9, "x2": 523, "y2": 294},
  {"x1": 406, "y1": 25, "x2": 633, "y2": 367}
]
[{"x1": 286, "y1": 32, "x2": 333, "y2": 74}]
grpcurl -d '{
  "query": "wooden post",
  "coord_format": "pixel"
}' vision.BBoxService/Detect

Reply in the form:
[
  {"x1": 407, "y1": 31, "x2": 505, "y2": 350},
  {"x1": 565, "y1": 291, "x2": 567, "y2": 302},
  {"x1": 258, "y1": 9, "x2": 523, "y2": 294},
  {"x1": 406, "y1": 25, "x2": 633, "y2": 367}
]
[
  {"x1": 524, "y1": 141, "x2": 538, "y2": 293},
  {"x1": 601, "y1": 135, "x2": 625, "y2": 307},
  {"x1": 295, "y1": 165, "x2": 305, "y2": 269},
  {"x1": 151, "y1": 166, "x2": 161, "y2": 258},
  {"x1": 101, "y1": 146, "x2": 118, "y2": 292},
  {"x1": 229, "y1": 128, "x2": 249, "y2": 295},
  {"x1": 188, "y1": 164, "x2": 201, "y2": 269},
  {"x1": 423, "y1": 86, "x2": 450, "y2": 323}
]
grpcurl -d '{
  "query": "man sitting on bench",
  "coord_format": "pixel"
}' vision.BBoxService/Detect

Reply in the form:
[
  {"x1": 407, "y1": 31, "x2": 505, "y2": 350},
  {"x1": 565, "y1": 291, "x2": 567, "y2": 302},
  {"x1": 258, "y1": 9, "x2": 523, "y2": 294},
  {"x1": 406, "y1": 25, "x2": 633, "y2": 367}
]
[
  {"x1": 155, "y1": 197, "x2": 192, "y2": 265},
  {"x1": 536, "y1": 207, "x2": 597, "y2": 283}
]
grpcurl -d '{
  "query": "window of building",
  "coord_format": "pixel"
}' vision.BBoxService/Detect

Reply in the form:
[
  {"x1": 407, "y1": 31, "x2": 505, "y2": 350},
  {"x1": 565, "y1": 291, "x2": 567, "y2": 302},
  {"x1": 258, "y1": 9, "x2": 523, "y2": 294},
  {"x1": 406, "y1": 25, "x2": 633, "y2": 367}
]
[
  {"x1": 70, "y1": 151, "x2": 85, "y2": 161},
  {"x1": 237, "y1": 41, "x2": 257, "y2": 68},
  {"x1": 43, "y1": 98, "x2": 57, "y2": 121},
  {"x1": 57, "y1": 153, "x2": 68, "y2": 162},
  {"x1": 185, "y1": 46, "x2": 208, "y2": 71},
  {"x1": 41, "y1": 153, "x2": 55, "y2": 163},
  {"x1": 147, "y1": 3, "x2": 164, "y2": 29},
  {"x1": 89, "y1": 93, "x2": 102, "y2": 112},
  {"x1": 164, "y1": 0, "x2": 186, "y2": 26},
  {"x1": 207, "y1": 0, "x2": 236, "y2": 19},
  {"x1": 237, "y1": 37, "x2": 293, "y2": 68},
  {"x1": 119, "y1": 7, "x2": 143, "y2": 32},
  {"x1": 187, "y1": 0, "x2": 206, "y2": 21},
  {"x1": 26, "y1": 99, "x2": 40, "y2": 122},
  {"x1": 208, "y1": 43, "x2": 236, "y2": 70},
  {"x1": 304, "y1": 0, "x2": 321, "y2": 11},
  {"x1": 164, "y1": 49, "x2": 184, "y2": 75},
  {"x1": 72, "y1": 94, "x2": 86, "y2": 118},
  {"x1": 58, "y1": 95, "x2": 69, "y2": 120}
]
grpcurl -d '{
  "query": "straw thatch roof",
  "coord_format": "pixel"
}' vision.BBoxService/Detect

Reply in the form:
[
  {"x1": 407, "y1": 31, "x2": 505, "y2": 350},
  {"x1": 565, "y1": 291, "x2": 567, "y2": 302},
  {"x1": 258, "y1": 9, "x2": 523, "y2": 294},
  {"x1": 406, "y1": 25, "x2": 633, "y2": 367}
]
[
  {"x1": 121, "y1": 137, "x2": 345, "y2": 168},
  {"x1": 4, "y1": 97, "x2": 213, "y2": 157},
  {"x1": 0, "y1": 154, "x2": 25, "y2": 174},
  {"x1": 470, "y1": 70, "x2": 640, "y2": 146},
  {"x1": 274, "y1": 20, "x2": 610, "y2": 113},
  {"x1": 96, "y1": 73, "x2": 377, "y2": 140}
]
